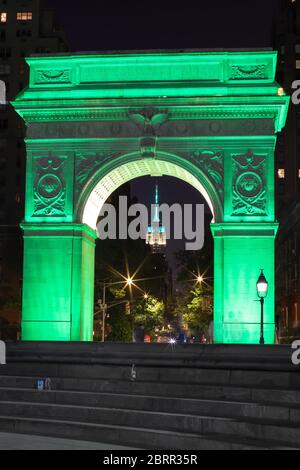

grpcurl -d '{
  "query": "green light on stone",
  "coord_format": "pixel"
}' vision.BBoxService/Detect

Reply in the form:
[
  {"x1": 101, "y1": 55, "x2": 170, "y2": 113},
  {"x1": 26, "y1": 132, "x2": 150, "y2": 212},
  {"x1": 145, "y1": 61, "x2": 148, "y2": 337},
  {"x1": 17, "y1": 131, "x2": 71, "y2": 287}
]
[
  {"x1": 13, "y1": 50, "x2": 289, "y2": 343},
  {"x1": 21, "y1": 224, "x2": 96, "y2": 342}
]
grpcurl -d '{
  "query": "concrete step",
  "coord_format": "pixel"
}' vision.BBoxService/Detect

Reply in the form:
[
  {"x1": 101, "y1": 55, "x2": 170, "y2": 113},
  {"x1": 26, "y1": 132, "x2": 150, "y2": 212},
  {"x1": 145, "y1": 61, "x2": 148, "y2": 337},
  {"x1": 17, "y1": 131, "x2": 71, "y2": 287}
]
[
  {"x1": 5, "y1": 342, "x2": 295, "y2": 375},
  {"x1": 0, "y1": 414, "x2": 295, "y2": 450},
  {"x1": 0, "y1": 388, "x2": 298, "y2": 424},
  {"x1": 0, "y1": 375, "x2": 299, "y2": 407},
  {"x1": 0, "y1": 400, "x2": 300, "y2": 447},
  {"x1": 1, "y1": 343, "x2": 299, "y2": 449},
  {"x1": 1, "y1": 362, "x2": 297, "y2": 389}
]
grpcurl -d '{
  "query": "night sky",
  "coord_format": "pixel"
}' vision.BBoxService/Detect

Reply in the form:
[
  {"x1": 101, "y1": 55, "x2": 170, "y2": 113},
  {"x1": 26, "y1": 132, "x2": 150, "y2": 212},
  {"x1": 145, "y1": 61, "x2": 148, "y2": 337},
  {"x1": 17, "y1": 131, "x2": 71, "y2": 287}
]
[
  {"x1": 47, "y1": 0, "x2": 280, "y2": 52},
  {"x1": 46, "y1": 0, "x2": 282, "y2": 265}
]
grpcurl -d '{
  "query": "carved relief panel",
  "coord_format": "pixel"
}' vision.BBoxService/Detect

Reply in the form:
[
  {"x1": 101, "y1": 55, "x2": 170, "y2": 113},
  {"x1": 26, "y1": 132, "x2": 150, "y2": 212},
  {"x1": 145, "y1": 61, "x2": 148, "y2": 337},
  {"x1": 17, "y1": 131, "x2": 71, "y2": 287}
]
[
  {"x1": 34, "y1": 69, "x2": 72, "y2": 85},
  {"x1": 75, "y1": 152, "x2": 116, "y2": 200},
  {"x1": 230, "y1": 150, "x2": 268, "y2": 217},
  {"x1": 189, "y1": 150, "x2": 224, "y2": 201},
  {"x1": 26, "y1": 152, "x2": 74, "y2": 221}
]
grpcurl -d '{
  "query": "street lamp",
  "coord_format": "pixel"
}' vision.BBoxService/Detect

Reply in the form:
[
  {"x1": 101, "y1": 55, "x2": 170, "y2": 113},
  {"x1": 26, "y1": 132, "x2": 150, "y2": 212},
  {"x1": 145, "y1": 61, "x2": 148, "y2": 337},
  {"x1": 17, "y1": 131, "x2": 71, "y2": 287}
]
[
  {"x1": 197, "y1": 275, "x2": 204, "y2": 284},
  {"x1": 256, "y1": 269, "x2": 268, "y2": 345},
  {"x1": 97, "y1": 274, "x2": 161, "y2": 342}
]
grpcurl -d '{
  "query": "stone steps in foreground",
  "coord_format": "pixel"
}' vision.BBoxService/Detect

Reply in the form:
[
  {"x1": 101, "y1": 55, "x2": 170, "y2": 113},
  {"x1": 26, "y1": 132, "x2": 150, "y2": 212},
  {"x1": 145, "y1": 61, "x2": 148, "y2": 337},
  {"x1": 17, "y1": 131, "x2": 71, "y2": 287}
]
[
  {"x1": 0, "y1": 415, "x2": 296, "y2": 450},
  {"x1": 0, "y1": 375, "x2": 300, "y2": 407},
  {"x1": 1, "y1": 343, "x2": 299, "y2": 449},
  {"x1": 0, "y1": 401, "x2": 300, "y2": 447},
  {"x1": 0, "y1": 388, "x2": 298, "y2": 424}
]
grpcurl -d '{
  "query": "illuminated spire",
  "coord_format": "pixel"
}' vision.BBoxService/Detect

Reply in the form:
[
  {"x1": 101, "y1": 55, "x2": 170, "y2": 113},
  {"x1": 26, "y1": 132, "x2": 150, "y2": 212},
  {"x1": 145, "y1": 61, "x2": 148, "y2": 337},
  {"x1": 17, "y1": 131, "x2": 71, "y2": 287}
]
[
  {"x1": 153, "y1": 184, "x2": 160, "y2": 223},
  {"x1": 146, "y1": 182, "x2": 166, "y2": 253}
]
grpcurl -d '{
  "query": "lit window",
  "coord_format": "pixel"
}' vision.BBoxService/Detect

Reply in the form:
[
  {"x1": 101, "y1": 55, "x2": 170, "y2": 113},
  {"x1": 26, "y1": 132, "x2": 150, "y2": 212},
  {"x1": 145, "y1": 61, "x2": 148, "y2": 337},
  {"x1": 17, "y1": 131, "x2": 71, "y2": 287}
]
[
  {"x1": 17, "y1": 12, "x2": 32, "y2": 21},
  {"x1": 278, "y1": 169, "x2": 285, "y2": 179},
  {"x1": 298, "y1": 169, "x2": 300, "y2": 178},
  {"x1": 0, "y1": 13, "x2": 7, "y2": 23}
]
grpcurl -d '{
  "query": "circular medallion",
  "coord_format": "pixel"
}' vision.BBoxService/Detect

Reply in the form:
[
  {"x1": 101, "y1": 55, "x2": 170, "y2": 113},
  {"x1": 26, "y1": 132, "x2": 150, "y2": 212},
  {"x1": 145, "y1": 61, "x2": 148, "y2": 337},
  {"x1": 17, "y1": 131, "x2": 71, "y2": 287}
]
[
  {"x1": 236, "y1": 172, "x2": 262, "y2": 198},
  {"x1": 37, "y1": 174, "x2": 62, "y2": 199},
  {"x1": 209, "y1": 122, "x2": 222, "y2": 134},
  {"x1": 175, "y1": 122, "x2": 188, "y2": 134}
]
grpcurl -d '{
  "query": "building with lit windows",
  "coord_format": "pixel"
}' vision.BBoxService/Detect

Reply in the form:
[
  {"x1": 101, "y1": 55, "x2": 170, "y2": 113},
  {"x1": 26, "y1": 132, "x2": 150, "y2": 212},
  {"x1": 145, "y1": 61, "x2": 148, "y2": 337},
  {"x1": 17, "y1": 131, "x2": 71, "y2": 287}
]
[
  {"x1": 0, "y1": 0, "x2": 67, "y2": 338},
  {"x1": 274, "y1": 0, "x2": 300, "y2": 340}
]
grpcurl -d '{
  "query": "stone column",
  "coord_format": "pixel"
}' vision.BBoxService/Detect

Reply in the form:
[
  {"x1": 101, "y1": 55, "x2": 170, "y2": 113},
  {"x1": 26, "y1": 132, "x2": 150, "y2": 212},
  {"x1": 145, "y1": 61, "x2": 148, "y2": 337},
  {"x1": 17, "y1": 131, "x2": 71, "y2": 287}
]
[
  {"x1": 21, "y1": 224, "x2": 96, "y2": 341},
  {"x1": 212, "y1": 223, "x2": 278, "y2": 344}
]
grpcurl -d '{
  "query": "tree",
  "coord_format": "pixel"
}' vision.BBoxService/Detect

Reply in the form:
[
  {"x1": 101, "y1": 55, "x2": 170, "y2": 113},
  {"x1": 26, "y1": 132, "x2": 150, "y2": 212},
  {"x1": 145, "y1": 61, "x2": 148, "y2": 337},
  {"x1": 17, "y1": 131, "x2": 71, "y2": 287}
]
[
  {"x1": 131, "y1": 295, "x2": 165, "y2": 339},
  {"x1": 173, "y1": 231, "x2": 214, "y2": 339},
  {"x1": 106, "y1": 305, "x2": 133, "y2": 342},
  {"x1": 174, "y1": 285, "x2": 213, "y2": 338},
  {"x1": 184, "y1": 286, "x2": 213, "y2": 335}
]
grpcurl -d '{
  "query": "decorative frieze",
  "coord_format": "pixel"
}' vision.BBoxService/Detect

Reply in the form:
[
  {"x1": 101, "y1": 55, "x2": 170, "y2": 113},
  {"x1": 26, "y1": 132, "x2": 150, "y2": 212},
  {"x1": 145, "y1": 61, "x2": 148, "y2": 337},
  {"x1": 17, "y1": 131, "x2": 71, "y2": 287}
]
[
  {"x1": 35, "y1": 69, "x2": 72, "y2": 84},
  {"x1": 26, "y1": 117, "x2": 274, "y2": 140},
  {"x1": 230, "y1": 65, "x2": 266, "y2": 80}
]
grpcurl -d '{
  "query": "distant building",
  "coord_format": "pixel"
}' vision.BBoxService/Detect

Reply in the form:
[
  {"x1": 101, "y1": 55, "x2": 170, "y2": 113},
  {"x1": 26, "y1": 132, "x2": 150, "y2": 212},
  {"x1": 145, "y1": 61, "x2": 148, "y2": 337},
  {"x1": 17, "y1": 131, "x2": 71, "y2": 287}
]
[
  {"x1": 274, "y1": 0, "x2": 300, "y2": 340},
  {"x1": 146, "y1": 184, "x2": 167, "y2": 254},
  {"x1": 0, "y1": 0, "x2": 68, "y2": 336}
]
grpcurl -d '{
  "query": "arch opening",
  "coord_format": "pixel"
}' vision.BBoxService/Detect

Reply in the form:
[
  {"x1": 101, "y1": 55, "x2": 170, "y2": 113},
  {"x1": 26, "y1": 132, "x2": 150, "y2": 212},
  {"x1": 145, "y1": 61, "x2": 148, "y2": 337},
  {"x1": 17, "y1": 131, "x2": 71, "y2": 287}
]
[{"x1": 81, "y1": 158, "x2": 219, "y2": 231}]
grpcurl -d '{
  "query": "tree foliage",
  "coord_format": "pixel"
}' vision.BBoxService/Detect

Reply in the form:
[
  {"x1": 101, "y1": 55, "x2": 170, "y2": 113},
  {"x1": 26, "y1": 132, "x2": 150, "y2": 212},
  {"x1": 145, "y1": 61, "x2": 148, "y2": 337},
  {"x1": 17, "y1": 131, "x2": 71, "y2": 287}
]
[
  {"x1": 131, "y1": 295, "x2": 165, "y2": 337},
  {"x1": 175, "y1": 285, "x2": 213, "y2": 336},
  {"x1": 106, "y1": 307, "x2": 132, "y2": 342}
]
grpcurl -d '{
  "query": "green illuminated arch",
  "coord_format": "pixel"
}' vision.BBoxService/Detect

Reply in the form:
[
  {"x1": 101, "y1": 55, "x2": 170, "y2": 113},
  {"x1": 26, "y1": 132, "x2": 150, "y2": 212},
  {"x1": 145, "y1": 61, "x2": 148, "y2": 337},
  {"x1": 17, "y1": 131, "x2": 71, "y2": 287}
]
[{"x1": 12, "y1": 50, "x2": 289, "y2": 344}]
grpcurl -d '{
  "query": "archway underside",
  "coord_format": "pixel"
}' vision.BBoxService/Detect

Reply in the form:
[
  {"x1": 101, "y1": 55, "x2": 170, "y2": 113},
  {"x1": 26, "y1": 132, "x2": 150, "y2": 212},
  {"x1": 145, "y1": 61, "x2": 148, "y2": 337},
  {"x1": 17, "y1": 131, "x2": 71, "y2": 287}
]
[{"x1": 82, "y1": 158, "x2": 215, "y2": 231}]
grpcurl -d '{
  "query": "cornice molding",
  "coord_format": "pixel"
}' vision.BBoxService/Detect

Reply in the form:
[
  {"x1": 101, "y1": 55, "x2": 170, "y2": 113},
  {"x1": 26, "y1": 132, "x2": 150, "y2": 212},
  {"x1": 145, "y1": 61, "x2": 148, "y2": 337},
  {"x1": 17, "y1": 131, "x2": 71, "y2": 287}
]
[
  {"x1": 24, "y1": 136, "x2": 277, "y2": 152},
  {"x1": 17, "y1": 105, "x2": 282, "y2": 122}
]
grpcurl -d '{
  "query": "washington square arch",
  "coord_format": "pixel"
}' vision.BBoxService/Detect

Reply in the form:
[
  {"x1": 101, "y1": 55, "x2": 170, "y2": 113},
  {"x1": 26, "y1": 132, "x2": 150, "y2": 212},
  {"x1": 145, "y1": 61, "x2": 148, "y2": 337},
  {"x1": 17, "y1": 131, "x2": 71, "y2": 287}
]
[{"x1": 12, "y1": 50, "x2": 289, "y2": 345}]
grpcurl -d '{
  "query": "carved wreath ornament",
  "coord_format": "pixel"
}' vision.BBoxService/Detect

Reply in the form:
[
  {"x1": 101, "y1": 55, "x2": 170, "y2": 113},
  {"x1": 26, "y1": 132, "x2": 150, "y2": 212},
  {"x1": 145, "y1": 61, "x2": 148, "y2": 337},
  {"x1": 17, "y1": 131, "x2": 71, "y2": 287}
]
[
  {"x1": 33, "y1": 158, "x2": 66, "y2": 216},
  {"x1": 36, "y1": 69, "x2": 71, "y2": 84},
  {"x1": 236, "y1": 172, "x2": 262, "y2": 199},
  {"x1": 232, "y1": 151, "x2": 267, "y2": 216},
  {"x1": 230, "y1": 65, "x2": 266, "y2": 80},
  {"x1": 37, "y1": 174, "x2": 62, "y2": 199}
]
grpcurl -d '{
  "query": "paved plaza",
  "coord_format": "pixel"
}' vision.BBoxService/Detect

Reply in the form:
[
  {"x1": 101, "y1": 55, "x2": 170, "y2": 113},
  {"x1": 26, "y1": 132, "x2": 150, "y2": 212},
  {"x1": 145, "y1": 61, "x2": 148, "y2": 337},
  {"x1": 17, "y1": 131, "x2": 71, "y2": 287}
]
[{"x1": 0, "y1": 432, "x2": 134, "y2": 450}]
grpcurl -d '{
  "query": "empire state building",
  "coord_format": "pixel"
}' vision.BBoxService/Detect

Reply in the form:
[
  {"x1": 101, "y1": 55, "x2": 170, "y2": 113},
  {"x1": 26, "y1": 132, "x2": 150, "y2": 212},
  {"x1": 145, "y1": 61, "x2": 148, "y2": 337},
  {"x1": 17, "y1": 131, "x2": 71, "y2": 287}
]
[{"x1": 146, "y1": 184, "x2": 167, "y2": 253}]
